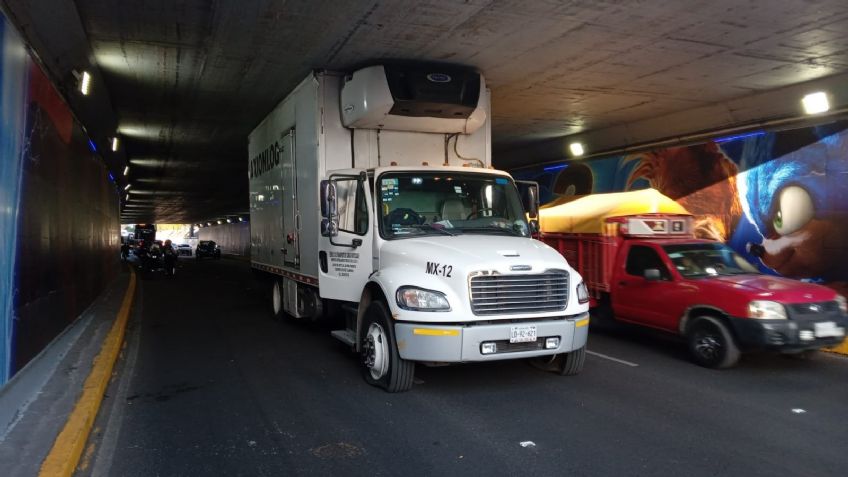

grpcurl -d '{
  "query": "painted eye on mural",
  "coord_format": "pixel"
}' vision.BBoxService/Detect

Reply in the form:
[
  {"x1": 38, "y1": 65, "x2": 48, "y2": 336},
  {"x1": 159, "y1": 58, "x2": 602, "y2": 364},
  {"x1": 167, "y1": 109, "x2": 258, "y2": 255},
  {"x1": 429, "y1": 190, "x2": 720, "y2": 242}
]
[{"x1": 772, "y1": 185, "x2": 814, "y2": 236}]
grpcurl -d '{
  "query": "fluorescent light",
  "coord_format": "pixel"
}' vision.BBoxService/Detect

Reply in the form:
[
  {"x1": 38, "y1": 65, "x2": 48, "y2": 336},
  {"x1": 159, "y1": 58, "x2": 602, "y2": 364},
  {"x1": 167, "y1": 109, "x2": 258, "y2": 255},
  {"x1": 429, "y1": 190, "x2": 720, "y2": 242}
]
[
  {"x1": 123, "y1": 166, "x2": 129, "y2": 176},
  {"x1": 569, "y1": 142, "x2": 585, "y2": 157},
  {"x1": 124, "y1": 184, "x2": 131, "y2": 191},
  {"x1": 80, "y1": 71, "x2": 91, "y2": 95},
  {"x1": 802, "y1": 92, "x2": 829, "y2": 115},
  {"x1": 125, "y1": 194, "x2": 129, "y2": 201},
  {"x1": 112, "y1": 137, "x2": 119, "y2": 151},
  {"x1": 217, "y1": 220, "x2": 223, "y2": 224}
]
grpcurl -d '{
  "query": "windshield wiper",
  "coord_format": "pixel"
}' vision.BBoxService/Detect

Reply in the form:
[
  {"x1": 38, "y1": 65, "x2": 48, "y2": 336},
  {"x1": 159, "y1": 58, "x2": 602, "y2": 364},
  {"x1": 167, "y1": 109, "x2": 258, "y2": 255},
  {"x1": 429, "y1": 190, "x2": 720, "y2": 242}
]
[
  {"x1": 459, "y1": 226, "x2": 524, "y2": 237},
  {"x1": 410, "y1": 224, "x2": 457, "y2": 236}
]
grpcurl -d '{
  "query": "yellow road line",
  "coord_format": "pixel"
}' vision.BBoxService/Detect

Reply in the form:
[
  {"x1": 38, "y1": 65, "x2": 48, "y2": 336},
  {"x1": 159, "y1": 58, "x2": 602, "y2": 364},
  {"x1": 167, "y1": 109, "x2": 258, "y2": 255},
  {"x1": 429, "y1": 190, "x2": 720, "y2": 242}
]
[{"x1": 39, "y1": 269, "x2": 136, "y2": 477}]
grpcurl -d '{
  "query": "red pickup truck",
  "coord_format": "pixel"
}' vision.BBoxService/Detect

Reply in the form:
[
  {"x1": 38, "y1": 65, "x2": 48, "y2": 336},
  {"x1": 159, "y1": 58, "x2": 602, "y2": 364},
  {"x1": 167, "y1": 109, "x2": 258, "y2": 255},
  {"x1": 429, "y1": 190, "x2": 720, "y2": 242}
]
[{"x1": 538, "y1": 190, "x2": 847, "y2": 368}]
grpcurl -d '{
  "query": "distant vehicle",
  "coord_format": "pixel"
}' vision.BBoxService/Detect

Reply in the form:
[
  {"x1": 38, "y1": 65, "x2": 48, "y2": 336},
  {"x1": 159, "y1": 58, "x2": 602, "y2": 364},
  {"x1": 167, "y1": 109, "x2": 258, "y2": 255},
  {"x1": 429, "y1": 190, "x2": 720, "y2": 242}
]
[
  {"x1": 135, "y1": 224, "x2": 156, "y2": 244},
  {"x1": 195, "y1": 240, "x2": 221, "y2": 259},
  {"x1": 176, "y1": 244, "x2": 193, "y2": 256}
]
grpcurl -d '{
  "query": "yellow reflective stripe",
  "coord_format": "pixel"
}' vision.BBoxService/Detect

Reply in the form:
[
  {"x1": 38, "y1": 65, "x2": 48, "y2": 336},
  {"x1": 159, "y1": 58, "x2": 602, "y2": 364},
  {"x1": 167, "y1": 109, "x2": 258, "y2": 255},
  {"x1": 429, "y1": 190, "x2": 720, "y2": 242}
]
[
  {"x1": 413, "y1": 328, "x2": 460, "y2": 336},
  {"x1": 576, "y1": 318, "x2": 590, "y2": 328}
]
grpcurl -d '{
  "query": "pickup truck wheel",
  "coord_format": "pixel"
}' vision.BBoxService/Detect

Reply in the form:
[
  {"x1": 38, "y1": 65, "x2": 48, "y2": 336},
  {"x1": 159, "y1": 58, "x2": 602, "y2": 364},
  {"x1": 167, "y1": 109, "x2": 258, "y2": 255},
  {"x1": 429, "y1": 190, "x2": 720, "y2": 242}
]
[
  {"x1": 271, "y1": 280, "x2": 285, "y2": 320},
  {"x1": 558, "y1": 346, "x2": 586, "y2": 375},
  {"x1": 360, "y1": 301, "x2": 414, "y2": 393},
  {"x1": 687, "y1": 316, "x2": 740, "y2": 369}
]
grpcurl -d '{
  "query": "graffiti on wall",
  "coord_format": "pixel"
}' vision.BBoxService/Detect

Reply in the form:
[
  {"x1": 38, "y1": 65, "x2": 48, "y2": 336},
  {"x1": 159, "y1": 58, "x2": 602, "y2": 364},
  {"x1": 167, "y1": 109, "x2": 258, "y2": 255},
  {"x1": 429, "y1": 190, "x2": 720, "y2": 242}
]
[{"x1": 513, "y1": 122, "x2": 848, "y2": 296}]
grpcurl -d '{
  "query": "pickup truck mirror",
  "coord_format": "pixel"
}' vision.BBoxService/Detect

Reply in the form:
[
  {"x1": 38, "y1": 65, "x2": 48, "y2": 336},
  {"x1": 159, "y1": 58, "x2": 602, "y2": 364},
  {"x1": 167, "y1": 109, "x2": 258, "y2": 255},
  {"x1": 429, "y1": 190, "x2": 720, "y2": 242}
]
[
  {"x1": 644, "y1": 268, "x2": 662, "y2": 281},
  {"x1": 528, "y1": 219, "x2": 539, "y2": 234},
  {"x1": 320, "y1": 180, "x2": 337, "y2": 218},
  {"x1": 320, "y1": 218, "x2": 339, "y2": 237},
  {"x1": 515, "y1": 180, "x2": 540, "y2": 220}
]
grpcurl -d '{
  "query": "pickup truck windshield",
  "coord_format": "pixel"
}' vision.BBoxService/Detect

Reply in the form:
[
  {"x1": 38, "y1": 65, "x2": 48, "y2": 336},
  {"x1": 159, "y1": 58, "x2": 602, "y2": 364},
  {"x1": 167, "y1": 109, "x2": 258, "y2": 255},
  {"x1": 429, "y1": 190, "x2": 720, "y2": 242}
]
[
  {"x1": 378, "y1": 172, "x2": 530, "y2": 239},
  {"x1": 663, "y1": 243, "x2": 760, "y2": 277}
]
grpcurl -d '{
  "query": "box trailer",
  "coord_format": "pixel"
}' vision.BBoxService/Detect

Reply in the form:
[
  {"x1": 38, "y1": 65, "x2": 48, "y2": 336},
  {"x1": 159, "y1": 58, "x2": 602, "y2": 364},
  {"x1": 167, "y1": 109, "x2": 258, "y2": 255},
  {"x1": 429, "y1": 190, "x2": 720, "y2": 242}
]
[
  {"x1": 538, "y1": 189, "x2": 847, "y2": 368},
  {"x1": 249, "y1": 64, "x2": 590, "y2": 391}
]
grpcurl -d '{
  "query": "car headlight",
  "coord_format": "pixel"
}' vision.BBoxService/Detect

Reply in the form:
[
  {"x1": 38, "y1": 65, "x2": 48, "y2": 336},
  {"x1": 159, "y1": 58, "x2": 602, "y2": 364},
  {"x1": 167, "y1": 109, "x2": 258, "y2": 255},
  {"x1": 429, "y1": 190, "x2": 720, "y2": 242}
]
[
  {"x1": 748, "y1": 300, "x2": 787, "y2": 320},
  {"x1": 576, "y1": 281, "x2": 590, "y2": 304},
  {"x1": 396, "y1": 287, "x2": 450, "y2": 311},
  {"x1": 837, "y1": 295, "x2": 847, "y2": 314}
]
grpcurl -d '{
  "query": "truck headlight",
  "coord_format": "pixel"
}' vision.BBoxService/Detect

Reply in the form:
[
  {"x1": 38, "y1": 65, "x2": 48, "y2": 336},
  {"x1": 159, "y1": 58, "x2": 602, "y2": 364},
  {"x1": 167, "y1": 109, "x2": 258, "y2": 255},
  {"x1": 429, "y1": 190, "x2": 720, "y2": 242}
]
[
  {"x1": 837, "y1": 295, "x2": 847, "y2": 314},
  {"x1": 576, "y1": 281, "x2": 590, "y2": 304},
  {"x1": 396, "y1": 287, "x2": 450, "y2": 311},
  {"x1": 748, "y1": 300, "x2": 787, "y2": 320}
]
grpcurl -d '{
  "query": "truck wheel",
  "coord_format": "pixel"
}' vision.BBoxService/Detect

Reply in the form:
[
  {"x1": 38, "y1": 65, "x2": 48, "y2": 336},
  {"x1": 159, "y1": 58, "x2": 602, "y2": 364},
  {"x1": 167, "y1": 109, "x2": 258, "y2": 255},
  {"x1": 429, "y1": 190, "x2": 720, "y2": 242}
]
[
  {"x1": 687, "y1": 316, "x2": 740, "y2": 369},
  {"x1": 360, "y1": 301, "x2": 414, "y2": 393},
  {"x1": 558, "y1": 346, "x2": 586, "y2": 375},
  {"x1": 271, "y1": 280, "x2": 285, "y2": 320}
]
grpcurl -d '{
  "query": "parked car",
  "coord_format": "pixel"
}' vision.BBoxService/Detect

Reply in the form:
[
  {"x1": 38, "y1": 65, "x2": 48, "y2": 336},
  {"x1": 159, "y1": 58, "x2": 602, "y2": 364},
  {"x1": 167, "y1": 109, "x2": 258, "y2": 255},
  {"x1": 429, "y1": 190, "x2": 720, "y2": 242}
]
[
  {"x1": 176, "y1": 243, "x2": 193, "y2": 256},
  {"x1": 195, "y1": 240, "x2": 221, "y2": 259}
]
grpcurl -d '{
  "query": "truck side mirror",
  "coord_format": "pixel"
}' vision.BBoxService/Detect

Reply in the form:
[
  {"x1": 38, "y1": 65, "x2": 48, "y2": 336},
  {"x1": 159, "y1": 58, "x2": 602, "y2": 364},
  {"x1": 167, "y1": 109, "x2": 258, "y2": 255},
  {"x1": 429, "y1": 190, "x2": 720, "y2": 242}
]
[
  {"x1": 516, "y1": 181, "x2": 540, "y2": 219},
  {"x1": 320, "y1": 180, "x2": 337, "y2": 218},
  {"x1": 644, "y1": 268, "x2": 661, "y2": 281},
  {"x1": 321, "y1": 218, "x2": 339, "y2": 237}
]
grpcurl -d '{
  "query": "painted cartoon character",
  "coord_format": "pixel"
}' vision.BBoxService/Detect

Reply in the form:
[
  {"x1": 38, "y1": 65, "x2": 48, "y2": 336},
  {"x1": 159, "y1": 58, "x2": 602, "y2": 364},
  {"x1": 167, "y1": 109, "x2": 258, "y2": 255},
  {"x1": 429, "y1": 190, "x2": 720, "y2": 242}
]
[
  {"x1": 622, "y1": 142, "x2": 742, "y2": 242},
  {"x1": 741, "y1": 130, "x2": 848, "y2": 296}
]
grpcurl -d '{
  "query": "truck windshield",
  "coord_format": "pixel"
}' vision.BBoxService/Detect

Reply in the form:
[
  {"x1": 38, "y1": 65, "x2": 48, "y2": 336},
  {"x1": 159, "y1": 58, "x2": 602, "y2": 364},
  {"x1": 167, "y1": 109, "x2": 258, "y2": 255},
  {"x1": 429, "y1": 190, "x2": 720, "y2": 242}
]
[
  {"x1": 663, "y1": 243, "x2": 760, "y2": 278},
  {"x1": 378, "y1": 172, "x2": 530, "y2": 239}
]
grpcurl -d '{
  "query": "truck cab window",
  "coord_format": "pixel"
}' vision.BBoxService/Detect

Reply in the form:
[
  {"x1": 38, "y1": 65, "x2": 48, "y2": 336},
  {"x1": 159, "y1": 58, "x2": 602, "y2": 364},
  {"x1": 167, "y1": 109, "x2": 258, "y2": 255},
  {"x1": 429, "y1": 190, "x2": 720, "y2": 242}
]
[
  {"x1": 625, "y1": 245, "x2": 670, "y2": 280},
  {"x1": 378, "y1": 172, "x2": 529, "y2": 239},
  {"x1": 335, "y1": 179, "x2": 368, "y2": 235}
]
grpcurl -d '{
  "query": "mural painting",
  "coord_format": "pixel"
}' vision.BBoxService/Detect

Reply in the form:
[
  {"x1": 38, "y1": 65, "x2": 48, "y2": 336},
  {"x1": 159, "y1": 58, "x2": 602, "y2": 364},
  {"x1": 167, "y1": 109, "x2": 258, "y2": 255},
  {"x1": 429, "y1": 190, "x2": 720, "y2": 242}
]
[{"x1": 513, "y1": 122, "x2": 848, "y2": 297}]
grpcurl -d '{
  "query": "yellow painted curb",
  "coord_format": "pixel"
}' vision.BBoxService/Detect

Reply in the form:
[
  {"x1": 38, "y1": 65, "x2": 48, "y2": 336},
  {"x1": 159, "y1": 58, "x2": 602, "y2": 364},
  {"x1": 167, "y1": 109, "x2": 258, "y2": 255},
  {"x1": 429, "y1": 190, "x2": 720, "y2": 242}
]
[
  {"x1": 826, "y1": 340, "x2": 848, "y2": 356},
  {"x1": 39, "y1": 270, "x2": 136, "y2": 477}
]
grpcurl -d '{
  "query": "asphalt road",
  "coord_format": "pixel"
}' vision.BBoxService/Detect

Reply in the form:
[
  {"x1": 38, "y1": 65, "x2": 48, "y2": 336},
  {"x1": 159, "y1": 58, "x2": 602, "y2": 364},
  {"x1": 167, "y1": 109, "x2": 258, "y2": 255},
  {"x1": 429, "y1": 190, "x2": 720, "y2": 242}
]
[{"x1": 80, "y1": 257, "x2": 848, "y2": 476}]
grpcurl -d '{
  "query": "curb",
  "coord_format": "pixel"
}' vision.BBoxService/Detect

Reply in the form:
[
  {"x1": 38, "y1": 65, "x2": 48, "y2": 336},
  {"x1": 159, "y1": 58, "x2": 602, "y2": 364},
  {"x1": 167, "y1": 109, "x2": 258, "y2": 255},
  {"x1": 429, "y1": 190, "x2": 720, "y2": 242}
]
[{"x1": 38, "y1": 269, "x2": 136, "y2": 477}]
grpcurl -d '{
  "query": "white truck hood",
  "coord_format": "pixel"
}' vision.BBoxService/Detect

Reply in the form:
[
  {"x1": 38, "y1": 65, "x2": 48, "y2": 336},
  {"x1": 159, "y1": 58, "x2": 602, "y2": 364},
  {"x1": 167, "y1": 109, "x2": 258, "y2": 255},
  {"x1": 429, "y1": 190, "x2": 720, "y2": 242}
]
[{"x1": 376, "y1": 235, "x2": 582, "y2": 322}]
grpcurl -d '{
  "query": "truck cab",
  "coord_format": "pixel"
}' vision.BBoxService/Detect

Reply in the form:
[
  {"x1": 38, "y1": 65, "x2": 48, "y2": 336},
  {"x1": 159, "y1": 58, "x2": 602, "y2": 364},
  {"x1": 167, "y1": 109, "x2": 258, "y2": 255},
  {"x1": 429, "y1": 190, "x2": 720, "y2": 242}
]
[{"x1": 538, "y1": 190, "x2": 848, "y2": 368}]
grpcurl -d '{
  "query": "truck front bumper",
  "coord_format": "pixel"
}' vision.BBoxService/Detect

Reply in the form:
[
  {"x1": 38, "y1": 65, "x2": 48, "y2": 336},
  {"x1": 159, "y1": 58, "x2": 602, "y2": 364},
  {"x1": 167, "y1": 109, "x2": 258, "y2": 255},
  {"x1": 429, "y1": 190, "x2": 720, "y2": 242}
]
[
  {"x1": 727, "y1": 315, "x2": 848, "y2": 351},
  {"x1": 394, "y1": 313, "x2": 590, "y2": 363}
]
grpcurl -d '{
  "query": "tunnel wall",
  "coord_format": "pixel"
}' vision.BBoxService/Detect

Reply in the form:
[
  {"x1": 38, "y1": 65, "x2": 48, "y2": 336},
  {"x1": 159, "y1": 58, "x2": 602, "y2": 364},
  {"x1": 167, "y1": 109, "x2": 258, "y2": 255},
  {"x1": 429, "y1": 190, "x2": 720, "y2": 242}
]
[
  {"x1": 199, "y1": 222, "x2": 250, "y2": 257},
  {"x1": 0, "y1": 13, "x2": 120, "y2": 384},
  {"x1": 512, "y1": 120, "x2": 848, "y2": 304}
]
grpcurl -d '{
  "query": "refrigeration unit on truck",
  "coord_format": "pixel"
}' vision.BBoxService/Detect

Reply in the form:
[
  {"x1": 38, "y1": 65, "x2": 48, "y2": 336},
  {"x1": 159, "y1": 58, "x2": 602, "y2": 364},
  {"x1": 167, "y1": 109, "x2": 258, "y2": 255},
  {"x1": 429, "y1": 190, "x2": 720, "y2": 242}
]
[
  {"x1": 537, "y1": 188, "x2": 848, "y2": 368},
  {"x1": 248, "y1": 63, "x2": 590, "y2": 392}
]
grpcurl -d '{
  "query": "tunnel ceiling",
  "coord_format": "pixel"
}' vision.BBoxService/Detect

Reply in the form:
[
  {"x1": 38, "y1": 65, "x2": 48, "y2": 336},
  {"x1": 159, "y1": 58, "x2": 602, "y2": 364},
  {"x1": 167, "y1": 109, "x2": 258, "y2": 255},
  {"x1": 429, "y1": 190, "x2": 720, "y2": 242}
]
[{"x1": 4, "y1": 0, "x2": 848, "y2": 223}]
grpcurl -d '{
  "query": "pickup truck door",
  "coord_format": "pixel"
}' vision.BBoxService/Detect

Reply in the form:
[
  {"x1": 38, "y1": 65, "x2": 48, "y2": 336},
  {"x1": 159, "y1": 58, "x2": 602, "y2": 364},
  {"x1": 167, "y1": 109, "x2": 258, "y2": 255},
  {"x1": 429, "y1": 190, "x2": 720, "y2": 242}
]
[
  {"x1": 611, "y1": 244, "x2": 680, "y2": 331},
  {"x1": 318, "y1": 169, "x2": 374, "y2": 302}
]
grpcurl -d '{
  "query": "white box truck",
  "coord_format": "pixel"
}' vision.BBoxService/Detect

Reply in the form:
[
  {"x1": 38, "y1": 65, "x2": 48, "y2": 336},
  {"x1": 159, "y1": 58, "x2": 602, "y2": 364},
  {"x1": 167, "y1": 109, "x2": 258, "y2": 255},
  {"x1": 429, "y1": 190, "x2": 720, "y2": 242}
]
[{"x1": 249, "y1": 63, "x2": 590, "y2": 392}]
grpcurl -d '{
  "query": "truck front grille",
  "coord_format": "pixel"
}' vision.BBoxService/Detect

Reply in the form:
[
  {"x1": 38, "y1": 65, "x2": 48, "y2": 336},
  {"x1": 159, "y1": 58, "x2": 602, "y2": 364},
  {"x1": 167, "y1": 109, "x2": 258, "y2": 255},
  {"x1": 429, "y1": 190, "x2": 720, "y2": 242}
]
[{"x1": 469, "y1": 270, "x2": 568, "y2": 315}]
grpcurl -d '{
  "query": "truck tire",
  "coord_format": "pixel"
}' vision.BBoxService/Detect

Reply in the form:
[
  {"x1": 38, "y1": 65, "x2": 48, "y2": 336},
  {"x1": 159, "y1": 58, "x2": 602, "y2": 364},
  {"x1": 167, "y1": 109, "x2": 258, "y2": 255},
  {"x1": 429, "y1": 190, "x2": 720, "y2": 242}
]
[
  {"x1": 558, "y1": 346, "x2": 586, "y2": 375},
  {"x1": 686, "y1": 316, "x2": 740, "y2": 369},
  {"x1": 271, "y1": 279, "x2": 286, "y2": 320},
  {"x1": 360, "y1": 301, "x2": 414, "y2": 393}
]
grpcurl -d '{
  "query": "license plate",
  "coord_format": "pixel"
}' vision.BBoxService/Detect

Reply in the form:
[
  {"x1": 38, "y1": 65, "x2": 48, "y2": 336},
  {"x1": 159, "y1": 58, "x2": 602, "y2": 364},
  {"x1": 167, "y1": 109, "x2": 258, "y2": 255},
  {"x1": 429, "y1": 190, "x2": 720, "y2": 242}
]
[
  {"x1": 510, "y1": 325, "x2": 537, "y2": 343},
  {"x1": 814, "y1": 321, "x2": 842, "y2": 338}
]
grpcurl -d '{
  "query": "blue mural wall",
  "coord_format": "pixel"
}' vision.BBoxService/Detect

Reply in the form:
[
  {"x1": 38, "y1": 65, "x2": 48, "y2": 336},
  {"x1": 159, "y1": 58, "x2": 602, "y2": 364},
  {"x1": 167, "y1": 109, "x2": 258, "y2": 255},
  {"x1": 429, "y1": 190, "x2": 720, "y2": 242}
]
[
  {"x1": 0, "y1": 16, "x2": 30, "y2": 384},
  {"x1": 513, "y1": 121, "x2": 848, "y2": 298},
  {"x1": 0, "y1": 10, "x2": 120, "y2": 385}
]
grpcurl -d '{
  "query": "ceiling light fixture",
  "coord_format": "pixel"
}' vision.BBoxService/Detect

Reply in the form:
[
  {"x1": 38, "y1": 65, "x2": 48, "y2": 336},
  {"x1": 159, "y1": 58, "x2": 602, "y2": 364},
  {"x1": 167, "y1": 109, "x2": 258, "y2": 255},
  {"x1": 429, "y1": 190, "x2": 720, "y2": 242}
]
[
  {"x1": 123, "y1": 166, "x2": 129, "y2": 176},
  {"x1": 79, "y1": 71, "x2": 91, "y2": 96},
  {"x1": 802, "y1": 92, "x2": 830, "y2": 115},
  {"x1": 569, "y1": 142, "x2": 585, "y2": 157},
  {"x1": 124, "y1": 184, "x2": 131, "y2": 191},
  {"x1": 112, "y1": 137, "x2": 119, "y2": 151}
]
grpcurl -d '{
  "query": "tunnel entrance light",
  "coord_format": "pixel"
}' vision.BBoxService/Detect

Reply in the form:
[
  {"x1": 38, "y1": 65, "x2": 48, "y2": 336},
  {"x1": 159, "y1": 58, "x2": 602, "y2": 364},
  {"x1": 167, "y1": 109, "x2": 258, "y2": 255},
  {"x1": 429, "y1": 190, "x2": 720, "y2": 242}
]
[
  {"x1": 112, "y1": 137, "x2": 120, "y2": 151},
  {"x1": 569, "y1": 142, "x2": 585, "y2": 157},
  {"x1": 79, "y1": 71, "x2": 92, "y2": 96},
  {"x1": 802, "y1": 92, "x2": 829, "y2": 115}
]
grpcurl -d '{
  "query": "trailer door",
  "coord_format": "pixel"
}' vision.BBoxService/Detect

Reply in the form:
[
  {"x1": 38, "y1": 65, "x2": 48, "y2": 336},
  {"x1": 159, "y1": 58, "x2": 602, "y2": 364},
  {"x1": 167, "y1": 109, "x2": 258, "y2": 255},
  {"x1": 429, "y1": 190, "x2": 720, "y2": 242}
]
[
  {"x1": 280, "y1": 130, "x2": 300, "y2": 268},
  {"x1": 318, "y1": 170, "x2": 373, "y2": 302}
]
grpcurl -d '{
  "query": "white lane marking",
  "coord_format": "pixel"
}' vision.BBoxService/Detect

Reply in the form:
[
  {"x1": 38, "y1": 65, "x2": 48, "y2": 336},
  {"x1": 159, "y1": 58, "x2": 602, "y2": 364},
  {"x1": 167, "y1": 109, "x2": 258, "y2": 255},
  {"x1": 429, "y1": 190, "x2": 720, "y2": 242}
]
[
  {"x1": 792, "y1": 408, "x2": 806, "y2": 414},
  {"x1": 520, "y1": 441, "x2": 536, "y2": 448},
  {"x1": 587, "y1": 350, "x2": 639, "y2": 367}
]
